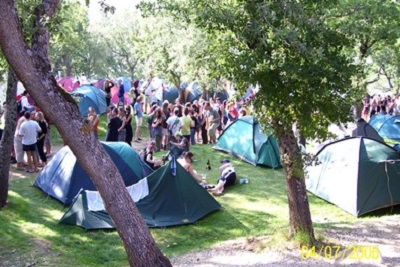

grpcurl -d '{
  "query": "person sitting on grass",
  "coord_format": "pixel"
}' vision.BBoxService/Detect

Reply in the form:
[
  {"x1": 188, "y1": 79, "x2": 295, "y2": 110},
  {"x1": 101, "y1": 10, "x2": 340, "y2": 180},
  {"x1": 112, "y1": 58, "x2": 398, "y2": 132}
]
[
  {"x1": 177, "y1": 151, "x2": 208, "y2": 187},
  {"x1": 144, "y1": 141, "x2": 162, "y2": 170},
  {"x1": 208, "y1": 159, "x2": 236, "y2": 196},
  {"x1": 169, "y1": 131, "x2": 189, "y2": 159}
]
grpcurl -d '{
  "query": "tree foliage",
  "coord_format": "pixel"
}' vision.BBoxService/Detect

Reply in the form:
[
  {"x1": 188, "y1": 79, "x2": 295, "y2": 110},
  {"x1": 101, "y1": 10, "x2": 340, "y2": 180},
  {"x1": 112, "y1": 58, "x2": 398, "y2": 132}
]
[
  {"x1": 327, "y1": 0, "x2": 400, "y2": 92},
  {"x1": 144, "y1": 0, "x2": 362, "y2": 139},
  {"x1": 140, "y1": 0, "x2": 372, "y2": 243}
]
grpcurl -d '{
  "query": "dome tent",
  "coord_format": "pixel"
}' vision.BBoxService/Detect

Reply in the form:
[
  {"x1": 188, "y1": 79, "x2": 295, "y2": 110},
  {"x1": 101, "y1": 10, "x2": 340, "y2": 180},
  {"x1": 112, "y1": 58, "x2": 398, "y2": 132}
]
[
  {"x1": 34, "y1": 142, "x2": 152, "y2": 204},
  {"x1": 60, "y1": 160, "x2": 221, "y2": 229},
  {"x1": 369, "y1": 114, "x2": 400, "y2": 140},
  {"x1": 351, "y1": 118, "x2": 383, "y2": 142},
  {"x1": 213, "y1": 116, "x2": 281, "y2": 168},
  {"x1": 70, "y1": 85, "x2": 107, "y2": 116},
  {"x1": 306, "y1": 137, "x2": 400, "y2": 217}
]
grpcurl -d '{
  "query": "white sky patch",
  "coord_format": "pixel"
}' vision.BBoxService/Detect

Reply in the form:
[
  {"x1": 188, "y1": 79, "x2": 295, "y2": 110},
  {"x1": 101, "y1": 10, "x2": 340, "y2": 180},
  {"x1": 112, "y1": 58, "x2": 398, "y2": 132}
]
[{"x1": 88, "y1": 0, "x2": 141, "y2": 23}]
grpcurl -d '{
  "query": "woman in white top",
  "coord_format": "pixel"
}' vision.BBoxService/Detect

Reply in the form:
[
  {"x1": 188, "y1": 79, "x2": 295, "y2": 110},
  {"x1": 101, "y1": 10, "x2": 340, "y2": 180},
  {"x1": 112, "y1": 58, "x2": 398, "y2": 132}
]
[{"x1": 19, "y1": 112, "x2": 41, "y2": 173}]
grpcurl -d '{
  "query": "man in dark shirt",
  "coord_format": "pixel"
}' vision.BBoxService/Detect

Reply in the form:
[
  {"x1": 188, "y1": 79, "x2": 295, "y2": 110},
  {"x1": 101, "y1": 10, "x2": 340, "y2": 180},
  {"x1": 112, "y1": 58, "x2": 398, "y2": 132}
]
[
  {"x1": 106, "y1": 108, "x2": 121, "y2": 142},
  {"x1": 117, "y1": 78, "x2": 125, "y2": 105}
]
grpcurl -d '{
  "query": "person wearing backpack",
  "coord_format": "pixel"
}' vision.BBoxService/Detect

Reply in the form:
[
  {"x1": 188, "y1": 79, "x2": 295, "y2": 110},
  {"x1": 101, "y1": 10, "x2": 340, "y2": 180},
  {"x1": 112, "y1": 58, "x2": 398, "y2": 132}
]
[{"x1": 166, "y1": 108, "x2": 183, "y2": 138}]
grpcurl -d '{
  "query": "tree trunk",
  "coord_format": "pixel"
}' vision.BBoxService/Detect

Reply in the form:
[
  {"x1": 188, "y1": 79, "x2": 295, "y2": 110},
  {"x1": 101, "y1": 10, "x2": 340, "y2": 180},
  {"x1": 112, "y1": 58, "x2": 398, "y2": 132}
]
[
  {"x1": 276, "y1": 127, "x2": 315, "y2": 245},
  {"x1": 0, "y1": 68, "x2": 18, "y2": 208},
  {"x1": 0, "y1": 1, "x2": 171, "y2": 266}
]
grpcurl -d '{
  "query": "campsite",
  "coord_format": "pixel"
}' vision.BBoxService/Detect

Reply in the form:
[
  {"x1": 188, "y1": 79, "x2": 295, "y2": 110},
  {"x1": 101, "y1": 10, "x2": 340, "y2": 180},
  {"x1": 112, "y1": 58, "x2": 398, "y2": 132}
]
[
  {"x1": 1, "y1": 114, "x2": 400, "y2": 266},
  {"x1": 1, "y1": 0, "x2": 400, "y2": 267}
]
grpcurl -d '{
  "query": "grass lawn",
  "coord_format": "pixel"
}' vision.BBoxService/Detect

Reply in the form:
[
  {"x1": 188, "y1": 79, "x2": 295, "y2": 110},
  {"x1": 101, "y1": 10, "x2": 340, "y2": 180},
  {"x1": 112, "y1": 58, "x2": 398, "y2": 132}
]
[{"x1": 0, "y1": 113, "x2": 392, "y2": 266}]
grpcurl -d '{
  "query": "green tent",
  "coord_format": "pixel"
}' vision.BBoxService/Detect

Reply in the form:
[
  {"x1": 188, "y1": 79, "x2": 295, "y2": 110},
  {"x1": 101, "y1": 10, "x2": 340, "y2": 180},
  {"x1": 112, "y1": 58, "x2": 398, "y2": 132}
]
[
  {"x1": 306, "y1": 137, "x2": 400, "y2": 217},
  {"x1": 213, "y1": 116, "x2": 281, "y2": 168},
  {"x1": 60, "y1": 160, "x2": 221, "y2": 229},
  {"x1": 351, "y1": 118, "x2": 384, "y2": 142}
]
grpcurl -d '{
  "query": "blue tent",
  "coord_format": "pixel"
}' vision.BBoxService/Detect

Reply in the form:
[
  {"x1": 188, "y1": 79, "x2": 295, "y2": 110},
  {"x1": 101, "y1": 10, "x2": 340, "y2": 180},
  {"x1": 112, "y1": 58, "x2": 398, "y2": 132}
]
[
  {"x1": 70, "y1": 85, "x2": 107, "y2": 116},
  {"x1": 211, "y1": 89, "x2": 229, "y2": 102},
  {"x1": 369, "y1": 114, "x2": 400, "y2": 140},
  {"x1": 34, "y1": 142, "x2": 153, "y2": 204},
  {"x1": 186, "y1": 81, "x2": 203, "y2": 103}
]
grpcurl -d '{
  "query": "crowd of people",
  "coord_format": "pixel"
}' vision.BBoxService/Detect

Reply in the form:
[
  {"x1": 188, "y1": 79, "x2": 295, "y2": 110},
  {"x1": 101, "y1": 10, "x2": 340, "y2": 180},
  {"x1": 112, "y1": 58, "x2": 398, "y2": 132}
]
[
  {"x1": 1, "y1": 91, "x2": 52, "y2": 173},
  {"x1": 1, "y1": 77, "x2": 247, "y2": 196},
  {"x1": 361, "y1": 93, "x2": 400, "y2": 122},
  {"x1": 97, "y1": 77, "x2": 245, "y2": 195}
]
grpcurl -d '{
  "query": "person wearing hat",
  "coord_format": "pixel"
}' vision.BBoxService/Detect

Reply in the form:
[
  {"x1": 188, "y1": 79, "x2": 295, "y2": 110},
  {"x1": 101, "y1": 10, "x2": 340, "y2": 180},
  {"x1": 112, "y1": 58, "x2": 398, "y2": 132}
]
[
  {"x1": 208, "y1": 159, "x2": 236, "y2": 196},
  {"x1": 169, "y1": 131, "x2": 189, "y2": 158}
]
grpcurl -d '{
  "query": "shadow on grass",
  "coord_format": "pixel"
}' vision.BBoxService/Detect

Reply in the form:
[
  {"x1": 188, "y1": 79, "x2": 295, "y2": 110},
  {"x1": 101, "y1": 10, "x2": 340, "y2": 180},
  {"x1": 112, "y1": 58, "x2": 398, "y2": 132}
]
[
  {"x1": 151, "y1": 206, "x2": 277, "y2": 256},
  {"x1": 1, "y1": 179, "x2": 128, "y2": 267}
]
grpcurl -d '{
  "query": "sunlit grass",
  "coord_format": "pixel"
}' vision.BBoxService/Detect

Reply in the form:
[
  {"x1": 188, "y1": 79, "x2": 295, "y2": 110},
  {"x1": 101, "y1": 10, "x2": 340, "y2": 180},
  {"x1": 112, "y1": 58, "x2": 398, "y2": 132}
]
[{"x1": 0, "y1": 116, "x2": 397, "y2": 265}]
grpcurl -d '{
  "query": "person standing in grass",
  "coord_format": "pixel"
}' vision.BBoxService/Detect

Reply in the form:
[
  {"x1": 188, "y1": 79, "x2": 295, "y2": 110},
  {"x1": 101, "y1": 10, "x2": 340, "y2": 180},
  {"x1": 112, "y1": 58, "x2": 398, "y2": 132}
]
[
  {"x1": 35, "y1": 111, "x2": 48, "y2": 167},
  {"x1": 204, "y1": 101, "x2": 220, "y2": 144},
  {"x1": 117, "y1": 78, "x2": 125, "y2": 106},
  {"x1": 106, "y1": 108, "x2": 121, "y2": 142},
  {"x1": 134, "y1": 96, "x2": 144, "y2": 142},
  {"x1": 104, "y1": 79, "x2": 115, "y2": 107},
  {"x1": 167, "y1": 108, "x2": 183, "y2": 138},
  {"x1": 88, "y1": 107, "x2": 99, "y2": 139},
  {"x1": 19, "y1": 111, "x2": 41, "y2": 173},
  {"x1": 117, "y1": 107, "x2": 127, "y2": 142},
  {"x1": 124, "y1": 106, "x2": 133, "y2": 146},
  {"x1": 180, "y1": 107, "x2": 192, "y2": 147},
  {"x1": 161, "y1": 101, "x2": 170, "y2": 150},
  {"x1": 14, "y1": 113, "x2": 27, "y2": 169},
  {"x1": 151, "y1": 107, "x2": 164, "y2": 151}
]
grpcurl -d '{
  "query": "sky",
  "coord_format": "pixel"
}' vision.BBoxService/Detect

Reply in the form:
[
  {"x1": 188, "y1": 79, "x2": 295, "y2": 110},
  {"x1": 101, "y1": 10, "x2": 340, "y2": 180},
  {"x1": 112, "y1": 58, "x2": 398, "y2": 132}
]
[{"x1": 88, "y1": 0, "x2": 141, "y2": 23}]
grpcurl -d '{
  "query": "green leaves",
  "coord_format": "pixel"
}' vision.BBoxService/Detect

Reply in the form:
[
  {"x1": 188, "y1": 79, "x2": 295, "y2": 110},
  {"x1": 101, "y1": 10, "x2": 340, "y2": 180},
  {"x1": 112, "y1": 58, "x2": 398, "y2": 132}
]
[{"x1": 148, "y1": 0, "x2": 363, "y2": 139}]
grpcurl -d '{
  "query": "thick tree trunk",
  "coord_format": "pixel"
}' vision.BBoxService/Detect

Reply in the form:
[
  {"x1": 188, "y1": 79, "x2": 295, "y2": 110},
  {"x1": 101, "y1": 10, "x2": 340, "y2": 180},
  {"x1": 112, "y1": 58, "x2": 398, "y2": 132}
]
[
  {"x1": 276, "y1": 127, "x2": 315, "y2": 245},
  {"x1": 0, "y1": 1, "x2": 171, "y2": 266},
  {"x1": 0, "y1": 68, "x2": 18, "y2": 208}
]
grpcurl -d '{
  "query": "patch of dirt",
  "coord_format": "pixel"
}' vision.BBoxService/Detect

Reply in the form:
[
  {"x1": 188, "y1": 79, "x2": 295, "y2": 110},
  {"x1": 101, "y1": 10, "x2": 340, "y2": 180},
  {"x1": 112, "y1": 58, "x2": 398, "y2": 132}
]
[
  {"x1": 0, "y1": 238, "x2": 62, "y2": 267},
  {"x1": 171, "y1": 215, "x2": 400, "y2": 267}
]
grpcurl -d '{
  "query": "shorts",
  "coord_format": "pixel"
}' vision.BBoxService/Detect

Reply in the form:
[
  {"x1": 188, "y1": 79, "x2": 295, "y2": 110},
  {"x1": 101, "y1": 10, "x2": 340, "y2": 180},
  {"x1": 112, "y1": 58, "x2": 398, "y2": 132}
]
[
  {"x1": 23, "y1": 143, "x2": 37, "y2": 152},
  {"x1": 145, "y1": 95, "x2": 152, "y2": 105},
  {"x1": 208, "y1": 122, "x2": 220, "y2": 138},
  {"x1": 162, "y1": 128, "x2": 169, "y2": 136},
  {"x1": 135, "y1": 117, "x2": 143, "y2": 127}
]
